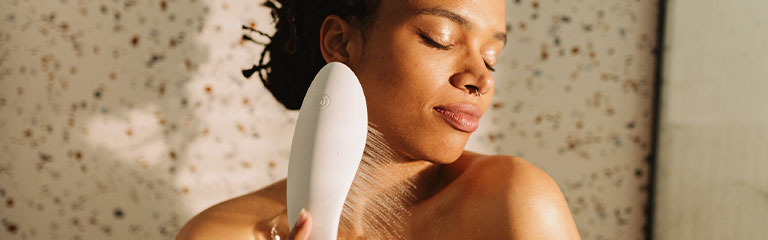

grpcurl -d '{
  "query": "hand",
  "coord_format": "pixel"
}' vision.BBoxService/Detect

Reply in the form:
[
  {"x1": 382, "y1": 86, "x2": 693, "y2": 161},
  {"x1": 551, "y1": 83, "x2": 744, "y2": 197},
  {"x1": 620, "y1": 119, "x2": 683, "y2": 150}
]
[{"x1": 288, "y1": 209, "x2": 313, "y2": 240}]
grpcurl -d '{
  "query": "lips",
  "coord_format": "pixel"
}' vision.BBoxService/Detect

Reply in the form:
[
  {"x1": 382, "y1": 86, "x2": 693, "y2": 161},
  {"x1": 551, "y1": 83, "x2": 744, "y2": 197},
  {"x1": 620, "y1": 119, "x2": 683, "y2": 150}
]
[{"x1": 433, "y1": 104, "x2": 482, "y2": 133}]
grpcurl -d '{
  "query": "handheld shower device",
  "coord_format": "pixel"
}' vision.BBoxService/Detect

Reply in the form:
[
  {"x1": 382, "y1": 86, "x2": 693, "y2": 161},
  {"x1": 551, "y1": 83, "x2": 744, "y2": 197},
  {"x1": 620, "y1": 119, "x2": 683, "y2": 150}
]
[{"x1": 286, "y1": 62, "x2": 368, "y2": 239}]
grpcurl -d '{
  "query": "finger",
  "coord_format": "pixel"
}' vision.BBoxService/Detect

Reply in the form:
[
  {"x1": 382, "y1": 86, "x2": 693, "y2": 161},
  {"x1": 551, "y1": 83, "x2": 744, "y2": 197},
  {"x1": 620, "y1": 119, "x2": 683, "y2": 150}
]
[{"x1": 289, "y1": 209, "x2": 313, "y2": 240}]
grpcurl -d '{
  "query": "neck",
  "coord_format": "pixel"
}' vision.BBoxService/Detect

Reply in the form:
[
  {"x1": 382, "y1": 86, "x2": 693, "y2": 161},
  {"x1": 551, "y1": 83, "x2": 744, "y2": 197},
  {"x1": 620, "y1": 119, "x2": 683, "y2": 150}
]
[{"x1": 338, "y1": 124, "x2": 443, "y2": 239}]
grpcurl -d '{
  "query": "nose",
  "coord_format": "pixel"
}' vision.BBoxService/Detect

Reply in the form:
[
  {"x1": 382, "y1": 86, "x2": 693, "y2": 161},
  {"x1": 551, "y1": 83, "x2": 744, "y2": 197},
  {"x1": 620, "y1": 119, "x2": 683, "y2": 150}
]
[{"x1": 448, "y1": 54, "x2": 494, "y2": 97}]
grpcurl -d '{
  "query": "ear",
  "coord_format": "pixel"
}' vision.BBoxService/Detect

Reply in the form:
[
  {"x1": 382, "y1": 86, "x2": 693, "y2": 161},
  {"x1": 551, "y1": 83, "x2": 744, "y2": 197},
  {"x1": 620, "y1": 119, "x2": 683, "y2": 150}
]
[{"x1": 319, "y1": 15, "x2": 358, "y2": 63}]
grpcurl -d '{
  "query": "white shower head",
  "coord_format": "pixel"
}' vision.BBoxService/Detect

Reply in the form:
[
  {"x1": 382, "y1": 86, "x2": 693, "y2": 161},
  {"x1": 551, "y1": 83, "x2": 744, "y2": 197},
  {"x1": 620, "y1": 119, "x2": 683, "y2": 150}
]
[{"x1": 286, "y1": 62, "x2": 368, "y2": 239}]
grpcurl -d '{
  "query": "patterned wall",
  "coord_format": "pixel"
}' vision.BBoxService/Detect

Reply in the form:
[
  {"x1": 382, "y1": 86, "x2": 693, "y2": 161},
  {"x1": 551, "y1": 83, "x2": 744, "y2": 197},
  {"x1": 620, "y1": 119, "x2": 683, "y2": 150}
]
[
  {"x1": 0, "y1": 0, "x2": 657, "y2": 239},
  {"x1": 468, "y1": 0, "x2": 658, "y2": 239}
]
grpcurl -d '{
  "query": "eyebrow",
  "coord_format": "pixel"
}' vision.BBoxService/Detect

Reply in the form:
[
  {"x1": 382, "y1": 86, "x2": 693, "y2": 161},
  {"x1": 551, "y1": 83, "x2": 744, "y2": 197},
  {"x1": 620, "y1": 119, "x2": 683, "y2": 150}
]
[{"x1": 417, "y1": 7, "x2": 507, "y2": 45}]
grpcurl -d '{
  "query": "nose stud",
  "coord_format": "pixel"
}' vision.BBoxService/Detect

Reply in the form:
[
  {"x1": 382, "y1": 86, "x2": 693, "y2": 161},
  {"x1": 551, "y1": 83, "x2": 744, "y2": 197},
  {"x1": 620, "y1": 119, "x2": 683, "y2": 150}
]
[{"x1": 474, "y1": 88, "x2": 482, "y2": 97}]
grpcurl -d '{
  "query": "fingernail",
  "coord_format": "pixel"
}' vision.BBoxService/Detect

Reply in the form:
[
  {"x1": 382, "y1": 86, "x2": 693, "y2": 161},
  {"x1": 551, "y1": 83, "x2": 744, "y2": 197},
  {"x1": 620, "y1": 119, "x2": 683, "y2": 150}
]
[{"x1": 295, "y1": 208, "x2": 308, "y2": 228}]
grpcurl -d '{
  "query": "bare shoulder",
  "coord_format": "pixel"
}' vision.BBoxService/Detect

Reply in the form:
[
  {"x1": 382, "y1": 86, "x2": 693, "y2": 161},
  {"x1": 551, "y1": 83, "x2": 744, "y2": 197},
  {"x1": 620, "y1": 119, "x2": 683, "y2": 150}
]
[
  {"x1": 452, "y1": 151, "x2": 581, "y2": 239},
  {"x1": 176, "y1": 179, "x2": 290, "y2": 240}
]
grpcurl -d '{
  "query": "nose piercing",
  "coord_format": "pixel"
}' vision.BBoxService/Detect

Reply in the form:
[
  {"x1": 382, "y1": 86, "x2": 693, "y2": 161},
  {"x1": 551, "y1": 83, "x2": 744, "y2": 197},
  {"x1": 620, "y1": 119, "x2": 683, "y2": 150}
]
[{"x1": 475, "y1": 88, "x2": 482, "y2": 97}]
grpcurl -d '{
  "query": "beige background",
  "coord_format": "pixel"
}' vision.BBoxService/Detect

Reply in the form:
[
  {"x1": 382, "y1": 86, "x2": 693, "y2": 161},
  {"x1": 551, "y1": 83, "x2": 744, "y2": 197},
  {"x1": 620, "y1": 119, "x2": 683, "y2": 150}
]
[
  {"x1": 653, "y1": 0, "x2": 768, "y2": 239},
  {"x1": 0, "y1": 0, "x2": 658, "y2": 239}
]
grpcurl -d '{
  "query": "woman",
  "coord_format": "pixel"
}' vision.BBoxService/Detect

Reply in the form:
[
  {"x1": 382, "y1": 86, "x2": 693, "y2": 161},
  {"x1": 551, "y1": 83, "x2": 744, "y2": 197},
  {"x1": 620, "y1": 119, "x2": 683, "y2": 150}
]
[{"x1": 178, "y1": 0, "x2": 580, "y2": 239}]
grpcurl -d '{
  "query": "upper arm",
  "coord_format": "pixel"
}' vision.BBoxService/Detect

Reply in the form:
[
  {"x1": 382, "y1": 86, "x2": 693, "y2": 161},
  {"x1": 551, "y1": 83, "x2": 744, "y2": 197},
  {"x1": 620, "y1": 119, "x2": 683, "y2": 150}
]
[
  {"x1": 176, "y1": 208, "x2": 253, "y2": 240},
  {"x1": 470, "y1": 156, "x2": 581, "y2": 239},
  {"x1": 176, "y1": 180, "x2": 290, "y2": 240},
  {"x1": 176, "y1": 202, "x2": 283, "y2": 240}
]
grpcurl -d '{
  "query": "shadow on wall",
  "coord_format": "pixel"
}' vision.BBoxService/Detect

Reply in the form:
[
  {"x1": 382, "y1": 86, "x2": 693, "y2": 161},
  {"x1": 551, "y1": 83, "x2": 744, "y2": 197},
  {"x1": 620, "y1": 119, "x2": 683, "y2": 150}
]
[{"x1": 1, "y1": 0, "x2": 209, "y2": 239}]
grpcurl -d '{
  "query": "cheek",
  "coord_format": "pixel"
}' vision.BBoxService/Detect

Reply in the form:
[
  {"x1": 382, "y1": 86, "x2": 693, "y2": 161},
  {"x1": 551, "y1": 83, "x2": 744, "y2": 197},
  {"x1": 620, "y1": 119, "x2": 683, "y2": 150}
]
[
  {"x1": 376, "y1": 46, "x2": 451, "y2": 97},
  {"x1": 355, "y1": 30, "x2": 458, "y2": 123},
  {"x1": 350, "y1": 35, "x2": 473, "y2": 162},
  {"x1": 359, "y1": 41, "x2": 438, "y2": 99}
]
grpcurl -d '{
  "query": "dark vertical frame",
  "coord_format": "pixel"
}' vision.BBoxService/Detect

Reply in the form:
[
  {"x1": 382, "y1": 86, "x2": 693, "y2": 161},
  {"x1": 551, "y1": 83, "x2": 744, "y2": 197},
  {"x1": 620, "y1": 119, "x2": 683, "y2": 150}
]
[{"x1": 646, "y1": 0, "x2": 668, "y2": 239}]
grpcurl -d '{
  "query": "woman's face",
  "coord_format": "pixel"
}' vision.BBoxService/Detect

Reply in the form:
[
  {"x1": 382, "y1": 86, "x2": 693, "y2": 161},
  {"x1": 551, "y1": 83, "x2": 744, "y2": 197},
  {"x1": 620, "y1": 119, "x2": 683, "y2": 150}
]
[{"x1": 348, "y1": 0, "x2": 506, "y2": 164}]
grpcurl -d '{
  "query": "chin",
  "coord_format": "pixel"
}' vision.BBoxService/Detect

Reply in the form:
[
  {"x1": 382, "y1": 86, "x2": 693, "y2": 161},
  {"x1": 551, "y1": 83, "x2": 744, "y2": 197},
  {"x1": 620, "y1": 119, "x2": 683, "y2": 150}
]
[
  {"x1": 411, "y1": 130, "x2": 470, "y2": 164},
  {"x1": 368, "y1": 110, "x2": 472, "y2": 164},
  {"x1": 426, "y1": 150, "x2": 464, "y2": 164}
]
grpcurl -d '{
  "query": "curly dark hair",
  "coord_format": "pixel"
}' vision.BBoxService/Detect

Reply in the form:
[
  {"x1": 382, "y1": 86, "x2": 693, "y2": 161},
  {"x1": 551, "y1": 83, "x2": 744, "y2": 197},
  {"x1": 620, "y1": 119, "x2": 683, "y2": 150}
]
[{"x1": 242, "y1": 0, "x2": 381, "y2": 110}]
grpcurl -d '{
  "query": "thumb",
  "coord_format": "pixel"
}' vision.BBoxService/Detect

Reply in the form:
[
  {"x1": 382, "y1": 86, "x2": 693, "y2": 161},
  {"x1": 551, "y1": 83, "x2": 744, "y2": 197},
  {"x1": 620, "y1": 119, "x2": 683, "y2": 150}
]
[{"x1": 288, "y1": 209, "x2": 313, "y2": 240}]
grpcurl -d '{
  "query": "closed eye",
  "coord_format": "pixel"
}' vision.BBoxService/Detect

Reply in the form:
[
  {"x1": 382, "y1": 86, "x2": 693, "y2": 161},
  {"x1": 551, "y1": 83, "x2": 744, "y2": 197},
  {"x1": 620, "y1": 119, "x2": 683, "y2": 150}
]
[
  {"x1": 419, "y1": 34, "x2": 453, "y2": 50},
  {"x1": 420, "y1": 33, "x2": 496, "y2": 72},
  {"x1": 485, "y1": 61, "x2": 496, "y2": 72}
]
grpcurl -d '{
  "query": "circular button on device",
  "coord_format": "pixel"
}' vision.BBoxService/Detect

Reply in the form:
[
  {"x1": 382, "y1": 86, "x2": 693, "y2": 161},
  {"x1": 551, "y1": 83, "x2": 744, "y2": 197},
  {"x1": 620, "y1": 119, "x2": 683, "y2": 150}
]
[{"x1": 314, "y1": 94, "x2": 331, "y2": 109}]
